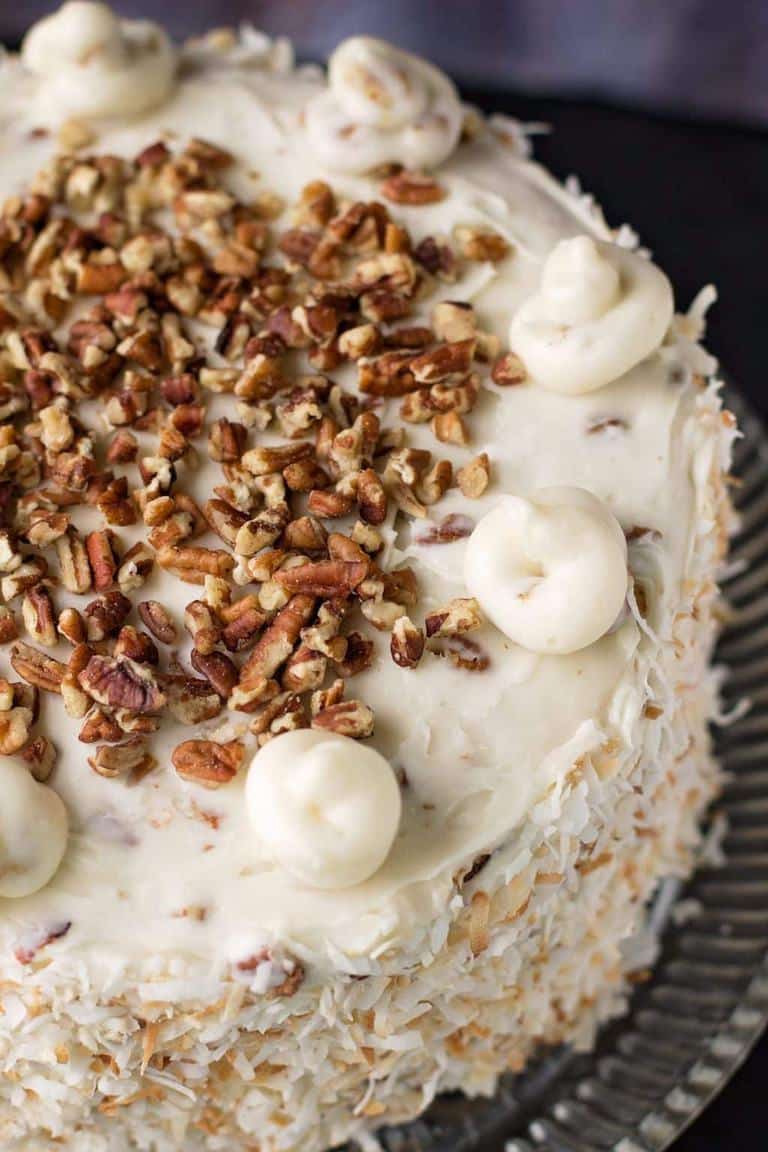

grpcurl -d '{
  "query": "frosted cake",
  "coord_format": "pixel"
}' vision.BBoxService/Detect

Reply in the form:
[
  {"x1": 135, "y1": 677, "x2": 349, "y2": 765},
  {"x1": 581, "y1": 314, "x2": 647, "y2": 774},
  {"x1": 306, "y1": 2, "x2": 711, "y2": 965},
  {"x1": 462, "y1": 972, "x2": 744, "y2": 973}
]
[{"x1": 0, "y1": 5, "x2": 736, "y2": 1150}]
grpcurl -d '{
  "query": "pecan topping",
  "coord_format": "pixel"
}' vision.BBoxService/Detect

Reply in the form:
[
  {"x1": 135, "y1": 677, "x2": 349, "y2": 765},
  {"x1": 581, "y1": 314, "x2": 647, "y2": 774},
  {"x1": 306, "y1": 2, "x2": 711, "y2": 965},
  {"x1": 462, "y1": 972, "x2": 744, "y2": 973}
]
[
  {"x1": 78, "y1": 655, "x2": 166, "y2": 712},
  {"x1": 390, "y1": 616, "x2": 425, "y2": 669},
  {"x1": 172, "y1": 739, "x2": 244, "y2": 788},
  {"x1": 380, "y1": 170, "x2": 446, "y2": 205},
  {"x1": 10, "y1": 642, "x2": 66, "y2": 693},
  {"x1": 137, "y1": 601, "x2": 177, "y2": 644}
]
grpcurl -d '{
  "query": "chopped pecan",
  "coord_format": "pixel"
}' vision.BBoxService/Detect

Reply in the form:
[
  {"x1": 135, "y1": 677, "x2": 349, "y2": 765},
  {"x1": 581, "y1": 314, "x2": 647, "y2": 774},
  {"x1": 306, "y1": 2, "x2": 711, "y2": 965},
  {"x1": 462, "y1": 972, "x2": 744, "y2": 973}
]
[
  {"x1": 275, "y1": 560, "x2": 367, "y2": 598},
  {"x1": 432, "y1": 301, "x2": 477, "y2": 343},
  {"x1": 137, "y1": 601, "x2": 177, "y2": 644},
  {"x1": 117, "y1": 542, "x2": 154, "y2": 592},
  {"x1": 358, "y1": 351, "x2": 417, "y2": 397},
  {"x1": 455, "y1": 225, "x2": 511, "y2": 263},
  {"x1": 157, "y1": 545, "x2": 234, "y2": 584},
  {"x1": 89, "y1": 736, "x2": 150, "y2": 778},
  {"x1": 425, "y1": 597, "x2": 483, "y2": 638},
  {"x1": 57, "y1": 606, "x2": 86, "y2": 646},
  {"x1": 411, "y1": 339, "x2": 475, "y2": 384},
  {"x1": 85, "y1": 530, "x2": 117, "y2": 592},
  {"x1": 357, "y1": 468, "x2": 388, "y2": 525},
  {"x1": 84, "y1": 590, "x2": 131, "y2": 641},
  {"x1": 432, "y1": 411, "x2": 468, "y2": 445},
  {"x1": 334, "y1": 631, "x2": 374, "y2": 677},
  {"x1": 79, "y1": 708, "x2": 125, "y2": 744},
  {"x1": 241, "y1": 442, "x2": 312, "y2": 477},
  {"x1": 204, "y1": 497, "x2": 248, "y2": 547},
  {"x1": 491, "y1": 352, "x2": 527, "y2": 386},
  {"x1": 0, "y1": 706, "x2": 33, "y2": 754},
  {"x1": 416, "y1": 513, "x2": 475, "y2": 544},
  {"x1": 281, "y1": 644, "x2": 327, "y2": 692},
  {"x1": 184, "y1": 600, "x2": 221, "y2": 654},
  {"x1": 0, "y1": 606, "x2": 19, "y2": 644},
  {"x1": 312, "y1": 699, "x2": 375, "y2": 739},
  {"x1": 221, "y1": 606, "x2": 266, "y2": 653},
  {"x1": 165, "y1": 675, "x2": 223, "y2": 725},
  {"x1": 21, "y1": 585, "x2": 57, "y2": 646},
  {"x1": 391, "y1": 616, "x2": 425, "y2": 668},
  {"x1": 457, "y1": 452, "x2": 491, "y2": 498},
  {"x1": 233, "y1": 594, "x2": 316, "y2": 709},
  {"x1": 10, "y1": 641, "x2": 65, "y2": 692},
  {"x1": 209, "y1": 417, "x2": 247, "y2": 463},
  {"x1": 79, "y1": 654, "x2": 166, "y2": 712},
  {"x1": 190, "y1": 649, "x2": 239, "y2": 698},
  {"x1": 234, "y1": 506, "x2": 291, "y2": 556},
  {"x1": 1, "y1": 556, "x2": 48, "y2": 601},
  {"x1": 307, "y1": 488, "x2": 355, "y2": 519},
  {"x1": 380, "y1": 170, "x2": 446, "y2": 205},
  {"x1": 172, "y1": 739, "x2": 244, "y2": 788},
  {"x1": 56, "y1": 531, "x2": 92, "y2": 594},
  {"x1": 283, "y1": 457, "x2": 329, "y2": 493},
  {"x1": 21, "y1": 735, "x2": 56, "y2": 782},
  {"x1": 114, "y1": 626, "x2": 159, "y2": 665}
]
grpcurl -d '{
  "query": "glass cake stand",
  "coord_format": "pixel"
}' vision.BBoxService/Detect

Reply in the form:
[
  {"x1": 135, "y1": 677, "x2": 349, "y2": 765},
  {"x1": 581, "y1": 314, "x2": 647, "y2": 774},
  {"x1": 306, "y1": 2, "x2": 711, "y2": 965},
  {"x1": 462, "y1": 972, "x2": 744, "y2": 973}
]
[{"x1": 376, "y1": 385, "x2": 768, "y2": 1152}]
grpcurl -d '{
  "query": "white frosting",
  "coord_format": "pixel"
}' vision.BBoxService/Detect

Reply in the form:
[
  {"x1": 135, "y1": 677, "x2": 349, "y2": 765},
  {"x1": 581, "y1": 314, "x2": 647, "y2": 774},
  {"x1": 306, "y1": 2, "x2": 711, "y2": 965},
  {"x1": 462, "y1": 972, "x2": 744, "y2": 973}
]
[
  {"x1": 246, "y1": 730, "x2": 402, "y2": 889},
  {"x1": 21, "y1": 1, "x2": 176, "y2": 121},
  {"x1": 464, "y1": 487, "x2": 629, "y2": 654},
  {"x1": 509, "y1": 236, "x2": 674, "y2": 394},
  {"x1": 0, "y1": 758, "x2": 68, "y2": 899},
  {"x1": 0, "y1": 14, "x2": 716, "y2": 973},
  {"x1": 305, "y1": 36, "x2": 463, "y2": 173}
]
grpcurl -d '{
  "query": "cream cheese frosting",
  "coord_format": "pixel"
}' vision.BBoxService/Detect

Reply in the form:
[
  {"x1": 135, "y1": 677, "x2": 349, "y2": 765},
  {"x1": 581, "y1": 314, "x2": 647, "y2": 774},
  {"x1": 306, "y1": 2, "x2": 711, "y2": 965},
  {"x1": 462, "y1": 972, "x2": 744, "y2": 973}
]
[
  {"x1": 509, "y1": 235, "x2": 674, "y2": 394},
  {"x1": 305, "y1": 36, "x2": 463, "y2": 173},
  {"x1": 0, "y1": 757, "x2": 68, "y2": 898},
  {"x1": 21, "y1": 1, "x2": 176, "y2": 122},
  {"x1": 246, "y1": 729, "x2": 402, "y2": 889},
  {"x1": 464, "y1": 487, "x2": 629, "y2": 654},
  {"x1": 0, "y1": 14, "x2": 715, "y2": 977}
]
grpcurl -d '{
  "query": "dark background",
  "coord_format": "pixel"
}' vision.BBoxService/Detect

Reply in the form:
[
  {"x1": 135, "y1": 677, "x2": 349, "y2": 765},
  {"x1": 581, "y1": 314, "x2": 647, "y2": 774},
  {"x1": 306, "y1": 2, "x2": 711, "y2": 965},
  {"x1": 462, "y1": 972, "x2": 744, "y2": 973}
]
[{"x1": 3, "y1": 3, "x2": 768, "y2": 1148}]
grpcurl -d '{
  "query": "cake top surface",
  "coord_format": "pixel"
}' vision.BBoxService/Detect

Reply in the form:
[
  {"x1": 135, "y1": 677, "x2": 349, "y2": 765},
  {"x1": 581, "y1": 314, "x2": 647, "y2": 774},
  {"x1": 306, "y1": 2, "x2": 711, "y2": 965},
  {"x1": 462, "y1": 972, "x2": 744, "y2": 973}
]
[{"x1": 0, "y1": 3, "x2": 726, "y2": 982}]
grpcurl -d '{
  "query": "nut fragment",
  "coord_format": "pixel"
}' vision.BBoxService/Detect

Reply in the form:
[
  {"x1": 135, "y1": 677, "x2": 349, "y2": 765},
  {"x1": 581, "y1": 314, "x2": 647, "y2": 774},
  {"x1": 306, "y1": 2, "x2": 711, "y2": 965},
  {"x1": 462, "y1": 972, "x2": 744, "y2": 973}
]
[
  {"x1": 10, "y1": 642, "x2": 66, "y2": 693},
  {"x1": 425, "y1": 597, "x2": 484, "y2": 638},
  {"x1": 79, "y1": 655, "x2": 165, "y2": 712},
  {"x1": 390, "y1": 616, "x2": 425, "y2": 668},
  {"x1": 137, "y1": 601, "x2": 177, "y2": 644},
  {"x1": 172, "y1": 739, "x2": 244, "y2": 788},
  {"x1": 0, "y1": 706, "x2": 33, "y2": 754},
  {"x1": 457, "y1": 452, "x2": 490, "y2": 498},
  {"x1": 22, "y1": 586, "x2": 57, "y2": 646},
  {"x1": 311, "y1": 699, "x2": 375, "y2": 739}
]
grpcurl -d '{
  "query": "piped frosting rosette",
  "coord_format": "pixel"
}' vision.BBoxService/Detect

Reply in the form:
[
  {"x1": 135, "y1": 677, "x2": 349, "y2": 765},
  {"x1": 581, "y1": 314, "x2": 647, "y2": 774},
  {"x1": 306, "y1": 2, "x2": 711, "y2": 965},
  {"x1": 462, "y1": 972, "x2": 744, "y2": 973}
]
[
  {"x1": 510, "y1": 235, "x2": 674, "y2": 395},
  {"x1": 21, "y1": 1, "x2": 176, "y2": 120},
  {"x1": 306, "y1": 36, "x2": 463, "y2": 174}
]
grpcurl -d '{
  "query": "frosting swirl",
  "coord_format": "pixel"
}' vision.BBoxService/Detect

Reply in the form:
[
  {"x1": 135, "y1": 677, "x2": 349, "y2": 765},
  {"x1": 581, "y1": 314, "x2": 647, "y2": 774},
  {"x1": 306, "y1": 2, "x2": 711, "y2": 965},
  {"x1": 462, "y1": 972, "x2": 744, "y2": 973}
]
[
  {"x1": 509, "y1": 236, "x2": 674, "y2": 394},
  {"x1": 464, "y1": 487, "x2": 629, "y2": 655},
  {"x1": 306, "y1": 37, "x2": 463, "y2": 174},
  {"x1": 21, "y1": 1, "x2": 176, "y2": 121},
  {"x1": 246, "y1": 729, "x2": 402, "y2": 889},
  {"x1": 0, "y1": 757, "x2": 68, "y2": 898}
]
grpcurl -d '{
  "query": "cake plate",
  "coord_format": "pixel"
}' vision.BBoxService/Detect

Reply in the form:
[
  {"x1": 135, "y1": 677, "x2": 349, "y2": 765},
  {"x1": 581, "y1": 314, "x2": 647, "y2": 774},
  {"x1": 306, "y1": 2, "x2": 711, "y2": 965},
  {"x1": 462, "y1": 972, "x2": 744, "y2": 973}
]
[{"x1": 375, "y1": 384, "x2": 768, "y2": 1152}]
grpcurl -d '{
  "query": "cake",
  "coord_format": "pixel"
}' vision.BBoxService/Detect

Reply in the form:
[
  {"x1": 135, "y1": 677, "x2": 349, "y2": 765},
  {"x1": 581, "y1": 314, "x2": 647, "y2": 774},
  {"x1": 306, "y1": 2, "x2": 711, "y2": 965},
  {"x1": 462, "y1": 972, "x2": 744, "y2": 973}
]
[{"x1": 0, "y1": 6, "x2": 737, "y2": 1150}]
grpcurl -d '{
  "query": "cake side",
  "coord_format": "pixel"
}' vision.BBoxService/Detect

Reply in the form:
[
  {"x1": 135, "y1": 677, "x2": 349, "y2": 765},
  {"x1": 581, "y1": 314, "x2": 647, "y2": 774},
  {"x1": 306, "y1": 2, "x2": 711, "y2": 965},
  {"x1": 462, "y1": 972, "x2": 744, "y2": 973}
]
[{"x1": 0, "y1": 7, "x2": 737, "y2": 1151}]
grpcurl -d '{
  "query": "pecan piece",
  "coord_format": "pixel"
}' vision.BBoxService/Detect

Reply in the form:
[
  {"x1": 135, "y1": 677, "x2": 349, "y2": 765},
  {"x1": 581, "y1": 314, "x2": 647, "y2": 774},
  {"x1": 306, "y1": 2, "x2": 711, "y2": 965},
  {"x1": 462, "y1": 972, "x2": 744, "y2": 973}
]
[
  {"x1": 79, "y1": 655, "x2": 166, "y2": 712},
  {"x1": 0, "y1": 706, "x2": 33, "y2": 754},
  {"x1": 425, "y1": 597, "x2": 483, "y2": 638},
  {"x1": 157, "y1": 545, "x2": 234, "y2": 584},
  {"x1": 21, "y1": 586, "x2": 57, "y2": 647},
  {"x1": 457, "y1": 452, "x2": 491, "y2": 498},
  {"x1": 380, "y1": 171, "x2": 446, "y2": 205},
  {"x1": 357, "y1": 468, "x2": 388, "y2": 525},
  {"x1": 275, "y1": 560, "x2": 367, "y2": 598},
  {"x1": 491, "y1": 352, "x2": 527, "y2": 386},
  {"x1": 84, "y1": 590, "x2": 131, "y2": 641},
  {"x1": 90, "y1": 736, "x2": 150, "y2": 779},
  {"x1": 21, "y1": 735, "x2": 56, "y2": 782},
  {"x1": 191, "y1": 649, "x2": 239, "y2": 698},
  {"x1": 410, "y1": 339, "x2": 475, "y2": 384},
  {"x1": 307, "y1": 489, "x2": 355, "y2": 519},
  {"x1": 312, "y1": 699, "x2": 375, "y2": 739},
  {"x1": 117, "y1": 542, "x2": 154, "y2": 592},
  {"x1": 391, "y1": 616, "x2": 425, "y2": 669},
  {"x1": 114, "y1": 626, "x2": 159, "y2": 665},
  {"x1": 241, "y1": 442, "x2": 313, "y2": 477},
  {"x1": 10, "y1": 642, "x2": 65, "y2": 693},
  {"x1": 455, "y1": 226, "x2": 511, "y2": 263},
  {"x1": 165, "y1": 676, "x2": 223, "y2": 725},
  {"x1": 172, "y1": 739, "x2": 244, "y2": 788},
  {"x1": 233, "y1": 594, "x2": 316, "y2": 709},
  {"x1": 56, "y1": 531, "x2": 92, "y2": 594},
  {"x1": 137, "y1": 601, "x2": 177, "y2": 644}
]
